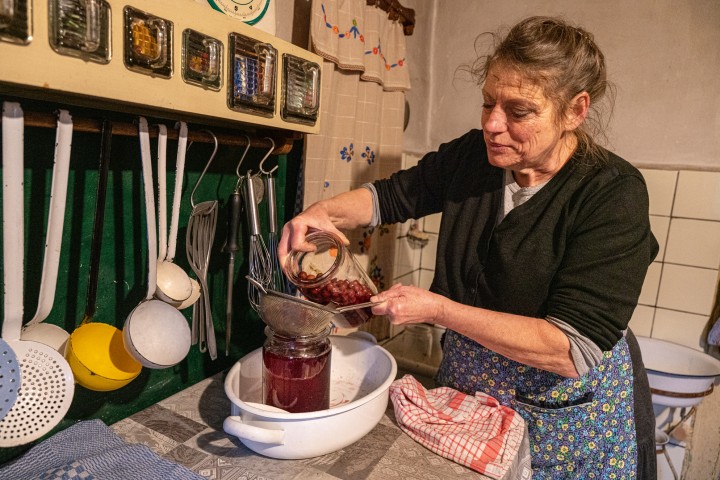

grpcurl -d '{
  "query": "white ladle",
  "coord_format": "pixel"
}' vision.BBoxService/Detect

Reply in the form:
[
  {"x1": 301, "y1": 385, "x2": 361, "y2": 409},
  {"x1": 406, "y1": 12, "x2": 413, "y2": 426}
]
[
  {"x1": 0, "y1": 102, "x2": 75, "y2": 447},
  {"x1": 154, "y1": 123, "x2": 193, "y2": 306},
  {"x1": 122, "y1": 117, "x2": 191, "y2": 369},
  {"x1": 165, "y1": 122, "x2": 199, "y2": 310},
  {"x1": 20, "y1": 109, "x2": 73, "y2": 355}
]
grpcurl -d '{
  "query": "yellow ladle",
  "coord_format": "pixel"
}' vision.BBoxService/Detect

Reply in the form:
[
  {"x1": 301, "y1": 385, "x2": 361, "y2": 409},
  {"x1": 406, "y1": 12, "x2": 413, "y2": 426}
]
[{"x1": 66, "y1": 119, "x2": 142, "y2": 391}]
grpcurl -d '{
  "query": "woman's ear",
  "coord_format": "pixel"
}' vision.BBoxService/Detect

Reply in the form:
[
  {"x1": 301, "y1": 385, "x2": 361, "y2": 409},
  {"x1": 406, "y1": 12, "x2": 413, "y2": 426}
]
[{"x1": 565, "y1": 91, "x2": 590, "y2": 131}]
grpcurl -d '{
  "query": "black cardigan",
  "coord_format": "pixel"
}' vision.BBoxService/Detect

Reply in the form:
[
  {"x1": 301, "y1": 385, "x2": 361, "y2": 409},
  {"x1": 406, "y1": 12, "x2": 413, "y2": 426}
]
[{"x1": 374, "y1": 129, "x2": 658, "y2": 352}]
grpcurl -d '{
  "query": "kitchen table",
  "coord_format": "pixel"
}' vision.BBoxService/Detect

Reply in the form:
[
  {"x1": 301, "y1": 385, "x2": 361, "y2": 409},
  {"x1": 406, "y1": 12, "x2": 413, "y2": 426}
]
[{"x1": 111, "y1": 370, "x2": 529, "y2": 480}]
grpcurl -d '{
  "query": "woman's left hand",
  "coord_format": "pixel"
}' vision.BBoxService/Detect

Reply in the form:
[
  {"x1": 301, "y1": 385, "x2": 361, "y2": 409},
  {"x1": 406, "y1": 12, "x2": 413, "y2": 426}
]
[{"x1": 371, "y1": 283, "x2": 446, "y2": 326}]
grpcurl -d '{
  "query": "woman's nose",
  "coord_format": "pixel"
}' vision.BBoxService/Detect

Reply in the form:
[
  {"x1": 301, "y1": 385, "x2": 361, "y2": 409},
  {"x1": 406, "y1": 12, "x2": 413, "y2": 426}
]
[{"x1": 483, "y1": 108, "x2": 507, "y2": 132}]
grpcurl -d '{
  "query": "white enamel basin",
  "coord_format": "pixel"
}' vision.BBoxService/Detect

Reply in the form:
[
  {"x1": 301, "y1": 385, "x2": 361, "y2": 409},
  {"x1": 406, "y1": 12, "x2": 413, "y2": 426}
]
[{"x1": 637, "y1": 336, "x2": 720, "y2": 408}]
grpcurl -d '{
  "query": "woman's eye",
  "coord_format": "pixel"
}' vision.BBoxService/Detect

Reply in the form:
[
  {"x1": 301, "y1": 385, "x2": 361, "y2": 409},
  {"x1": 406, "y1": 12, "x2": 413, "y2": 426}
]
[
  {"x1": 482, "y1": 103, "x2": 494, "y2": 110},
  {"x1": 511, "y1": 110, "x2": 531, "y2": 119}
]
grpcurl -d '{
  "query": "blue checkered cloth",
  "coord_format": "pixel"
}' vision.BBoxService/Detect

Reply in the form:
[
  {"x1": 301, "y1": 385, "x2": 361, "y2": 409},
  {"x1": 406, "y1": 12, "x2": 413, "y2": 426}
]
[{"x1": 0, "y1": 419, "x2": 203, "y2": 480}]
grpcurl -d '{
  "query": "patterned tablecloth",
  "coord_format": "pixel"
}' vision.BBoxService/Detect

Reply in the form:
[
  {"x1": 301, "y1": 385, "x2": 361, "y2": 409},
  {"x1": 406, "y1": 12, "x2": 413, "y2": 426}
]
[{"x1": 111, "y1": 371, "x2": 519, "y2": 480}]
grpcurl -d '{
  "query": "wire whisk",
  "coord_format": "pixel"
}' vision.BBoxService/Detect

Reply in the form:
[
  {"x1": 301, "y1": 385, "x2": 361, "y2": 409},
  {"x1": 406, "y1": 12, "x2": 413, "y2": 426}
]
[
  {"x1": 258, "y1": 138, "x2": 288, "y2": 293},
  {"x1": 243, "y1": 170, "x2": 272, "y2": 312}
]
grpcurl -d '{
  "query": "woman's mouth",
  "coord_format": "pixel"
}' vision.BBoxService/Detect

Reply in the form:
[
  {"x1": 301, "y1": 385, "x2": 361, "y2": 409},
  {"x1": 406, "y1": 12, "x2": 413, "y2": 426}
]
[{"x1": 487, "y1": 141, "x2": 512, "y2": 152}]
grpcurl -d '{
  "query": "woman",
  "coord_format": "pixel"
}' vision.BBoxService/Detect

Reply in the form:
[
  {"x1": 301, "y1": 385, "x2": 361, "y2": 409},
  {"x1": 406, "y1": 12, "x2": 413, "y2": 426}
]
[{"x1": 279, "y1": 16, "x2": 658, "y2": 479}]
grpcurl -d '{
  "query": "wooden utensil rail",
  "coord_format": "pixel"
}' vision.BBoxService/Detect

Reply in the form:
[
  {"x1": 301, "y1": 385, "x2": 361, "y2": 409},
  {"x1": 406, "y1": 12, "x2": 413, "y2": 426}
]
[{"x1": 3, "y1": 110, "x2": 299, "y2": 155}]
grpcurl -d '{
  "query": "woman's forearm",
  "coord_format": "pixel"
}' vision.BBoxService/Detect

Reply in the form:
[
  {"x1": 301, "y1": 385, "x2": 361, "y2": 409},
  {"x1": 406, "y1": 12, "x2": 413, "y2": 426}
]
[
  {"x1": 315, "y1": 188, "x2": 374, "y2": 230},
  {"x1": 374, "y1": 284, "x2": 579, "y2": 377},
  {"x1": 278, "y1": 188, "x2": 374, "y2": 265},
  {"x1": 439, "y1": 300, "x2": 579, "y2": 377}
]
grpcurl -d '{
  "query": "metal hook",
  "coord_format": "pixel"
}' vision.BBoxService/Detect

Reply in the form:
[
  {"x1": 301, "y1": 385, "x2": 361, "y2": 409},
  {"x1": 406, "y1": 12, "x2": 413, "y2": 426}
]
[
  {"x1": 190, "y1": 129, "x2": 219, "y2": 209},
  {"x1": 234, "y1": 134, "x2": 252, "y2": 192},
  {"x1": 234, "y1": 134, "x2": 252, "y2": 179},
  {"x1": 258, "y1": 137, "x2": 277, "y2": 175}
]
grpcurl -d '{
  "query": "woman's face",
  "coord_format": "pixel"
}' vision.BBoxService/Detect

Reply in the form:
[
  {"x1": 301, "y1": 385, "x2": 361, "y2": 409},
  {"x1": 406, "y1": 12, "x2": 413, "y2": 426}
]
[{"x1": 481, "y1": 66, "x2": 579, "y2": 186}]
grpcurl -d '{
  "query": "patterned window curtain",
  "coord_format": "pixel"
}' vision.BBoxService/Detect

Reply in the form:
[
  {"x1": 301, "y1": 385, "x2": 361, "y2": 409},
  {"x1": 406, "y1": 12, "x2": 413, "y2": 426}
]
[{"x1": 303, "y1": 0, "x2": 410, "y2": 338}]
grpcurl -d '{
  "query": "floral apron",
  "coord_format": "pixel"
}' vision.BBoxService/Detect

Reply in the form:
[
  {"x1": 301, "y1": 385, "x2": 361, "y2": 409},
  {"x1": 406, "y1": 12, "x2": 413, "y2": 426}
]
[{"x1": 436, "y1": 330, "x2": 637, "y2": 479}]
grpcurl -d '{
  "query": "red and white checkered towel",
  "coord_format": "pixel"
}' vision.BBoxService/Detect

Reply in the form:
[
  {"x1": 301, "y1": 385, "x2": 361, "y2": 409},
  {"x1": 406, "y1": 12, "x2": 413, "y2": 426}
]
[{"x1": 390, "y1": 375, "x2": 526, "y2": 479}]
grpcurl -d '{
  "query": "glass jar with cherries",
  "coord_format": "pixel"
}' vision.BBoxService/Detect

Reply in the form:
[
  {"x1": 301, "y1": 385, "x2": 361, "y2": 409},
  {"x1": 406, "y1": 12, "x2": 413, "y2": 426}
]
[{"x1": 285, "y1": 230, "x2": 378, "y2": 328}]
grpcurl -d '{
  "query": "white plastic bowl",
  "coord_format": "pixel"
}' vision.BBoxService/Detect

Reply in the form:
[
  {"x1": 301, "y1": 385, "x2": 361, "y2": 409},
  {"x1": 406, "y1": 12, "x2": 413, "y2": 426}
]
[
  {"x1": 637, "y1": 336, "x2": 720, "y2": 408},
  {"x1": 223, "y1": 334, "x2": 397, "y2": 459}
]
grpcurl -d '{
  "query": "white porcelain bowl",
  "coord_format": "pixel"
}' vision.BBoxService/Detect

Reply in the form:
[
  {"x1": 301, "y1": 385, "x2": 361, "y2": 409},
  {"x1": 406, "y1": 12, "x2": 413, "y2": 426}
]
[
  {"x1": 637, "y1": 336, "x2": 720, "y2": 408},
  {"x1": 223, "y1": 334, "x2": 397, "y2": 459}
]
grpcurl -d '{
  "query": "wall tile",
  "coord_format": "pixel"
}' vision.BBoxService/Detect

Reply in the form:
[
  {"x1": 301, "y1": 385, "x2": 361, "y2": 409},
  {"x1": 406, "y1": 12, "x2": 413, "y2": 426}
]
[
  {"x1": 323, "y1": 179, "x2": 351, "y2": 200},
  {"x1": 423, "y1": 213, "x2": 442, "y2": 234},
  {"x1": 629, "y1": 305, "x2": 655, "y2": 337},
  {"x1": 656, "y1": 264, "x2": 718, "y2": 315},
  {"x1": 394, "y1": 269, "x2": 420, "y2": 286},
  {"x1": 665, "y1": 218, "x2": 720, "y2": 268},
  {"x1": 640, "y1": 168, "x2": 677, "y2": 216},
  {"x1": 652, "y1": 308, "x2": 709, "y2": 351},
  {"x1": 638, "y1": 262, "x2": 662, "y2": 306},
  {"x1": 418, "y1": 269, "x2": 434, "y2": 290},
  {"x1": 302, "y1": 180, "x2": 324, "y2": 207},
  {"x1": 351, "y1": 155, "x2": 375, "y2": 184},
  {"x1": 673, "y1": 170, "x2": 720, "y2": 220},
  {"x1": 649, "y1": 215, "x2": 670, "y2": 262},
  {"x1": 420, "y1": 233, "x2": 438, "y2": 270},
  {"x1": 393, "y1": 234, "x2": 421, "y2": 280},
  {"x1": 402, "y1": 152, "x2": 421, "y2": 169},
  {"x1": 379, "y1": 157, "x2": 403, "y2": 178}
]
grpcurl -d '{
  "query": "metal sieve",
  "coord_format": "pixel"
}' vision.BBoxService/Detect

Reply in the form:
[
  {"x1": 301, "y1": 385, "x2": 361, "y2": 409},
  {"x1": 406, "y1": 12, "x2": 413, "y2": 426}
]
[
  {"x1": 246, "y1": 276, "x2": 339, "y2": 336},
  {"x1": 246, "y1": 277, "x2": 381, "y2": 336}
]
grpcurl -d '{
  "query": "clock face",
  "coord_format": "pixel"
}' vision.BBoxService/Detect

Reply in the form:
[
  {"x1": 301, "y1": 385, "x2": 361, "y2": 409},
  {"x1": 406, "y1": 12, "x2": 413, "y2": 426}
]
[{"x1": 206, "y1": 0, "x2": 271, "y2": 25}]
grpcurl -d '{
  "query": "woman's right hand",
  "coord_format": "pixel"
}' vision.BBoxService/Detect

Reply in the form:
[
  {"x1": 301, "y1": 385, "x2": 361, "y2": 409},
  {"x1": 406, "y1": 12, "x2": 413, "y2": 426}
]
[
  {"x1": 277, "y1": 201, "x2": 349, "y2": 271},
  {"x1": 277, "y1": 188, "x2": 374, "y2": 271}
]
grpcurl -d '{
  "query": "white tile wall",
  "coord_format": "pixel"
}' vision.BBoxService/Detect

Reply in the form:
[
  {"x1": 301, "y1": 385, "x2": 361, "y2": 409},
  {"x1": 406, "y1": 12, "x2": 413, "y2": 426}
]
[
  {"x1": 665, "y1": 218, "x2": 720, "y2": 268},
  {"x1": 639, "y1": 167, "x2": 720, "y2": 351},
  {"x1": 424, "y1": 213, "x2": 441, "y2": 233},
  {"x1": 656, "y1": 264, "x2": 717, "y2": 316},
  {"x1": 652, "y1": 308, "x2": 710, "y2": 351},
  {"x1": 418, "y1": 269, "x2": 434, "y2": 290},
  {"x1": 673, "y1": 171, "x2": 720, "y2": 221},
  {"x1": 638, "y1": 262, "x2": 662, "y2": 306},
  {"x1": 649, "y1": 215, "x2": 670, "y2": 262},
  {"x1": 420, "y1": 233, "x2": 438, "y2": 270},
  {"x1": 394, "y1": 269, "x2": 420, "y2": 287},
  {"x1": 640, "y1": 169, "x2": 677, "y2": 216},
  {"x1": 629, "y1": 305, "x2": 655, "y2": 337},
  {"x1": 393, "y1": 224, "x2": 422, "y2": 279}
]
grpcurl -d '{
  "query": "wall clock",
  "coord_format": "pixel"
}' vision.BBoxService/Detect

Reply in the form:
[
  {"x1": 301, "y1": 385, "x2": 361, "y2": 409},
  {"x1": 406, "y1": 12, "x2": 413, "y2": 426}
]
[{"x1": 205, "y1": 0, "x2": 275, "y2": 34}]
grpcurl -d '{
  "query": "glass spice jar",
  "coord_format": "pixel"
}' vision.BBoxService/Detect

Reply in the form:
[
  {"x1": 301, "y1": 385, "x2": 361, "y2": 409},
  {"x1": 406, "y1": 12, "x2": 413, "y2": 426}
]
[
  {"x1": 285, "y1": 231, "x2": 378, "y2": 328},
  {"x1": 262, "y1": 326, "x2": 332, "y2": 413}
]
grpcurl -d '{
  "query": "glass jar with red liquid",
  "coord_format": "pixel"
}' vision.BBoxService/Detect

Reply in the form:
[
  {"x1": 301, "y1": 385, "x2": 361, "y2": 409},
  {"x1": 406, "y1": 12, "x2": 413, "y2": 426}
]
[
  {"x1": 285, "y1": 231, "x2": 378, "y2": 328},
  {"x1": 262, "y1": 326, "x2": 332, "y2": 413}
]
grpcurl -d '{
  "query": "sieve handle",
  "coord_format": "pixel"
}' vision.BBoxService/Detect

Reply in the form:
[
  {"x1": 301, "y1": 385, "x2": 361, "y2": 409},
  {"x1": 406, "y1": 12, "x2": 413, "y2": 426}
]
[{"x1": 245, "y1": 275, "x2": 268, "y2": 294}]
